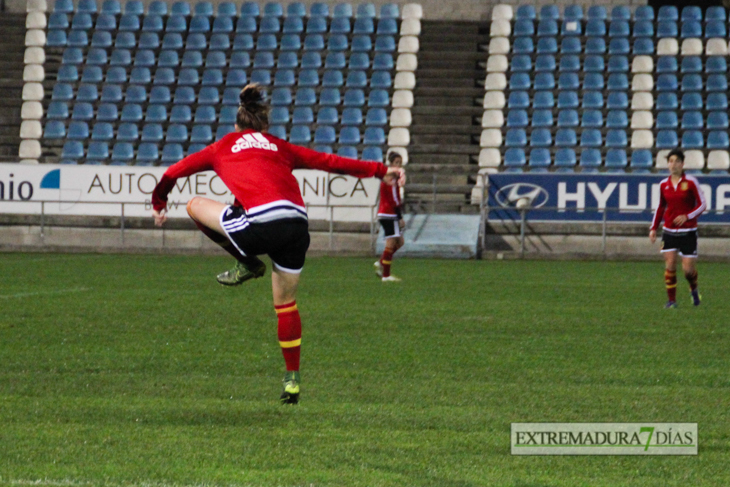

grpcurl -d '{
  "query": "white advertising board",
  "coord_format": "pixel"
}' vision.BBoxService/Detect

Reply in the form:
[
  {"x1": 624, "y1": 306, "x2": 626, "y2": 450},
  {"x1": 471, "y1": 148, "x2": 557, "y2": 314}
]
[{"x1": 0, "y1": 164, "x2": 379, "y2": 222}]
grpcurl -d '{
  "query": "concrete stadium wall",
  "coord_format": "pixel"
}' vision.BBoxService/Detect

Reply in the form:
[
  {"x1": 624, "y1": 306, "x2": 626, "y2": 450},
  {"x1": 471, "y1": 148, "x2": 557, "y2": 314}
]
[{"x1": 13, "y1": 0, "x2": 647, "y2": 21}]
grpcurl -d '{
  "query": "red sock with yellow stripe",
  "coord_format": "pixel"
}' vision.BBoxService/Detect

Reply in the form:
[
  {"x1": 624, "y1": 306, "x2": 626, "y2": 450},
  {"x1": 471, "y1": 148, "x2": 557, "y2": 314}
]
[
  {"x1": 275, "y1": 301, "x2": 301, "y2": 372},
  {"x1": 665, "y1": 269, "x2": 677, "y2": 302},
  {"x1": 380, "y1": 249, "x2": 394, "y2": 278}
]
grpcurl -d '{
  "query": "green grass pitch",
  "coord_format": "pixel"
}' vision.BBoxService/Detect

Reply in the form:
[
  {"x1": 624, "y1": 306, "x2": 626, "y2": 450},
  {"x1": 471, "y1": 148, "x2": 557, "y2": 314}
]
[{"x1": 0, "y1": 253, "x2": 728, "y2": 487}]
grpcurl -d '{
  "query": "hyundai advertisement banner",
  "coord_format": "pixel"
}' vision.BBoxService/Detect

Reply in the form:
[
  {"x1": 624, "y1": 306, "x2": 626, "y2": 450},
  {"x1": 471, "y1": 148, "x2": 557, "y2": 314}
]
[
  {"x1": 0, "y1": 164, "x2": 379, "y2": 222},
  {"x1": 487, "y1": 173, "x2": 730, "y2": 224}
]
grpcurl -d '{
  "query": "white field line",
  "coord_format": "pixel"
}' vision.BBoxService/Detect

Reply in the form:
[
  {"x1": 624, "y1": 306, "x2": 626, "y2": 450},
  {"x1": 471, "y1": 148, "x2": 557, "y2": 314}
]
[
  {"x1": 0, "y1": 287, "x2": 90, "y2": 300},
  {"x1": 7, "y1": 479, "x2": 266, "y2": 487}
]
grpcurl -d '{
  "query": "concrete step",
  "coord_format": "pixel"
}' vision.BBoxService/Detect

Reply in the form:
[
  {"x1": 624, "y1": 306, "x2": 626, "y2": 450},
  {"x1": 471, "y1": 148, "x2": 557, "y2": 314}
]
[
  {"x1": 407, "y1": 153, "x2": 475, "y2": 165},
  {"x1": 412, "y1": 134, "x2": 474, "y2": 145},
  {"x1": 415, "y1": 87, "x2": 485, "y2": 97},
  {"x1": 408, "y1": 144, "x2": 480, "y2": 155},
  {"x1": 406, "y1": 163, "x2": 480, "y2": 174},
  {"x1": 416, "y1": 78, "x2": 479, "y2": 89},
  {"x1": 411, "y1": 106, "x2": 484, "y2": 115},
  {"x1": 418, "y1": 51, "x2": 487, "y2": 61},
  {"x1": 411, "y1": 125, "x2": 482, "y2": 135},
  {"x1": 414, "y1": 96, "x2": 475, "y2": 106},
  {"x1": 412, "y1": 114, "x2": 474, "y2": 125}
]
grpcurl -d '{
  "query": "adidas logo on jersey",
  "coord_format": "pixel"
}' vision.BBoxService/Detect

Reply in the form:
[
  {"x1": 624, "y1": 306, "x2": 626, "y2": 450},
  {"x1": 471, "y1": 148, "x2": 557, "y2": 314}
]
[{"x1": 232, "y1": 132, "x2": 278, "y2": 153}]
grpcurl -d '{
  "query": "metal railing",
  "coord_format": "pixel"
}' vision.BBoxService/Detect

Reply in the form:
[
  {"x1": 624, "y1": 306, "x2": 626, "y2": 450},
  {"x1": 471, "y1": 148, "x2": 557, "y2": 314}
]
[{"x1": 0, "y1": 199, "x2": 378, "y2": 251}]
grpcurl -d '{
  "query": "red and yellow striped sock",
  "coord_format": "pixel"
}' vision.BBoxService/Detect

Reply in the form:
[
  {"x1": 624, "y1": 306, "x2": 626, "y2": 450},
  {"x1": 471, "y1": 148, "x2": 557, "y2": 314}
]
[
  {"x1": 665, "y1": 269, "x2": 677, "y2": 302},
  {"x1": 275, "y1": 301, "x2": 301, "y2": 372},
  {"x1": 381, "y1": 249, "x2": 394, "y2": 278}
]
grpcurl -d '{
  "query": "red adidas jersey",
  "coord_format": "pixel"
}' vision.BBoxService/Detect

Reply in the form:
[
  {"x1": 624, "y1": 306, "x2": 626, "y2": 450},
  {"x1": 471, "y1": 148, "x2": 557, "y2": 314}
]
[
  {"x1": 377, "y1": 180, "x2": 402, "y2": 219},
  {"x1": 651, "y1": 173, "x2": 706, "y2": 233},
  {"x1": 152, "y1": 129, "x2": 387, "y2": 222}
]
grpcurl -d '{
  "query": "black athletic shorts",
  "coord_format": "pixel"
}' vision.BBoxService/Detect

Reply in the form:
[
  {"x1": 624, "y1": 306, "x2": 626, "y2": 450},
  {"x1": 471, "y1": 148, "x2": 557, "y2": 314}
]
[
  {"x1": 661, "y1": 231, "x2": 698, "y2": 258},
  {"x1": 379, "y1": 218, "x2": 401, "y2": 238},
  {"x1": 220, "y1": 205, "x2": 310, "y2": 273}
]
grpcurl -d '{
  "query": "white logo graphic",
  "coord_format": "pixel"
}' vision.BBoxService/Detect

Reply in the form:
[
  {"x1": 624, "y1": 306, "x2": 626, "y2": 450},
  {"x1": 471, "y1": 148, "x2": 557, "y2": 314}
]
[
  {"x1": 494, "y1": 183, "x2": 549, "y2": 208},
  {"x1": 232, "y1": 132, "x2": 278, "y2": 153}
]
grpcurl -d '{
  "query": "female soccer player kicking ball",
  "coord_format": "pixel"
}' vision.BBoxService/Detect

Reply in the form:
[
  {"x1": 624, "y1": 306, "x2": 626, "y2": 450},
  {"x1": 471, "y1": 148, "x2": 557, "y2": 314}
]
[
  {"x1": 151, "y1": 85, "x2": 404, "y2": 404},
  {"x1": 374, "y1": 152, "x2": 405, "y2": 282},
  {"x1": 649, "y1": 149, "x2": 706, "y2": 309}
]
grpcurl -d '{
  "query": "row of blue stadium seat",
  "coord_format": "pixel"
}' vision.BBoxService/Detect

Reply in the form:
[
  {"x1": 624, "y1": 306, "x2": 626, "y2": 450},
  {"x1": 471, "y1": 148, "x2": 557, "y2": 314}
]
[
  {"x1": 59, "y1": 141, "x2": 385, "y2": 165},
  {"x1": 503, "y1": 148, "x2": 653, "y2": 169},
  {"x1": 511, "y1": 5, "x2": 715, "y2": 22},
  {"x1": 511, "y1": 37, "x2": 660, "y2": 55},
  {"x1": 508, "y1": 73, "x2": 629, "y2": 90},
  {"x1": 51, "y1": 84, "x2": 392, "y2": 106},
  {"x1": 501, "y1": 128, "x2": 730, "y2": 150},
  {"x1": 510, "y1": 55, "x2": 729, "y2": 74},
  {"x1": 48, "y1": 14, "x2": 400, "y2": 34},
  {"x1": 56, "y1": 66, "x2": 393, "y2": 88},
  {"x1": 507, "y1": 90, "x2": 730, "y2": 110},
  {"x1": 52, "y1": 0, "x2": 401, "y2": 19},
  {"x1": 62, "y1": 47, "x2": 394, "y2": 71},
  {"x1": 505, "y1": 109, "x2": 729, "y2": 129},
  {"x1": 509, "y1": 19, "x2": 724, "y2": 38},
  {"x1": 58, "y1": 51, "x2": 394, "y2": 73},
  {"x1": 55, "y1": 34, "x2": 398, "y2": 54},
  {"x1": 44, "y1": 120, "x2": 387, "y2": 144},
  {"x1": 507, "y1": 72, "x2": 728, "y2": 91},
  {"x1": 514, "y1": 19, "x2": 730, "y2": 39},
  {"x1": 47, "y1": 102, "x2": 389, "y2": 126}
]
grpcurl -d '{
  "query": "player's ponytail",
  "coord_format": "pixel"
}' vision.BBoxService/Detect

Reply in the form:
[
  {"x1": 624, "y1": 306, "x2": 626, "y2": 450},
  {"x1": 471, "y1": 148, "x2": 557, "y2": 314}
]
[{"x1": 236, "y1": 84, "x2": 269, "y2": 132}]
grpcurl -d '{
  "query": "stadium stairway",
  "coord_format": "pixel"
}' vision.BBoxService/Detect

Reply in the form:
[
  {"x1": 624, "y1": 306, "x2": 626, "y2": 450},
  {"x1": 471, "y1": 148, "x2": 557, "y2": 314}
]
[
  {"x1": 405, "y1": 20, "x2": 489, "y2": 214},
  {"x1": 0, "y1": 13, "x2": 27, "y2": 159}
]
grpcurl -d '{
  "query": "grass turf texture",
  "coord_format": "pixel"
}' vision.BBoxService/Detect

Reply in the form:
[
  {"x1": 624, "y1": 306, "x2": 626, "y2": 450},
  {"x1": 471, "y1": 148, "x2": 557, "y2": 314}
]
[{"x1": 0, "y1": 254, "x2": 727, "y2": 487}]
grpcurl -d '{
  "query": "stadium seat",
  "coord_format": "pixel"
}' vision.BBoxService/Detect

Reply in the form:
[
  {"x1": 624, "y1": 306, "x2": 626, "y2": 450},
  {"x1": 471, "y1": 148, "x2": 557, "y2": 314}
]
[
  {"x1": 583, "y1": 92, "x2": 604, "y2": 109},
  {"x1": 230, "y1": 52, "x2": 251, "y2": 69},
  {"x1": 608, "y1": 38, "x2": 630, "y2": 55},
  {"x1": 555, "y1": 129, "x2": 577, "y2": 147},
  {"x1": 86, "y1": 141, "x2": 109, "y2": 161},
  {"x1": 580, "y1": 129, "x2": 602, "y2": 147},
  {"x1": 190, "y1": 125, "x2": 213, "y2": 143},
  {"x1": 681, "y1": 131, "x2": 704, "y2": 149},
  {"x1": 315, "y1": 107, "x2": 338, "y2": 125},
  {"x1": 169, "y1": 105, "x2": 191, "y2": 123},
  {"x1": 291, "y1": 107, "x2": 313, "y2": 125},
  {"x1": 681, "y1": 93, "x2": 703, "y2": 110},
  {"x1": 164, "y1": 124, "x2": 186, "y2": 143},
  {"x1": 289, "y1": 125, "x2": 311, "y2": 144},
  {"x1": 557, "y1": 91, "x2": 578, "y2": 109},
  {"x1": 536, "y1": 37, "x2": 557, "y2": 54},
  {"x1": 126, "y1": 85, "x2": 147, "y2": 103},
  {"x1": 605, "y1": 150, "x2": 627, "y2": 168},
  {"x1": 296, "y1": 88, "x2": 318, "y2": 106},
  {"x1": 529, "y1": 148, "x2": 551, "y2": 167},
  {"x1": 581, "y1": 110, "x2": 602, "y2": 128},
  {"x1": 605, "y1": 130, "x2": 627, "y2": 147},
  {"x1": 555, "y1": 148, "x2": 577, "y2": 167},
  {"x1": 585, "y1": 38, "x2": 606, "y2": 54},
  {"x1": 707, "y1": 112, "x2": 729, "y2": 130},
  {"x1": 504, "y1": 148, "x2": 526, "y2": 167},
  {"x1": 120, "y1": 104, "x2": 142, "y2": 122},
  {"x1": 161, "y1": 144, "x2": 184, "y2": 164},
  {"x1": 656, "y1": 131, "x2": 679, "y2": 149},
  {"x1": 145, "y1": 105, "x2": 167, "y2": 123},
  {"x1": 506, "y1": 110, "x2": 528, "y2": 128},
  {"x1": 505, "y1": 129, "x2": 526, "y2": 148},
  {"x1": 579, "y1": 149, "x2": 601, "y2": 167},
  {"x1": 707, "y1": 132, "x2": 730, "y2": 149},
  {"x1": 656, "y1": 111, "x2": 678, "y2": 129},
  {"x1": 202, "y1": 69, "x2": 223, "y2": 86},
  {"x1": 609, "y1": 20, "x2": 629, "y2": 37},
  {"x1": 528, "y1": 92, "x2": 551, "y2": 109}
]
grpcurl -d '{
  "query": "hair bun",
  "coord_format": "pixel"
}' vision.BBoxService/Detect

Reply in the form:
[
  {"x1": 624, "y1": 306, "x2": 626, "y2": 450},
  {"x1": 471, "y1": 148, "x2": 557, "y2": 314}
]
[{"x1": 239, "y1": 84, "x2": 264, "y2": 107}]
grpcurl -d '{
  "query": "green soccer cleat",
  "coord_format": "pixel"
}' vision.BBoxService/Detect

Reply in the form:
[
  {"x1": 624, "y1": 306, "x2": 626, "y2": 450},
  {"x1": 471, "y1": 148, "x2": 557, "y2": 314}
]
[
  {"x1": 280, "y1": 371, "x2": 300, "y2": 405},
  {"x1": 216, "y1": 260, "x2": 266, "y2": 286},
  {"x1": 691, "y1": 289, "x2": 702, "y2": 307},
  {"x1": 664, "y1": 301, "x2": 678, "y2": 309}
]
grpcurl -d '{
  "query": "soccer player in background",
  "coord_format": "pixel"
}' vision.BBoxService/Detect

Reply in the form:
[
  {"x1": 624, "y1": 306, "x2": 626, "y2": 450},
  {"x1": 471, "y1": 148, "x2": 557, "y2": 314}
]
[
  {"x1": 374, "y1": 152, "x2": 405, "y2": 282},
  {"x1": 150, "y1": 84, "x2": 404, "y2": 404},
  {"x1": 649, "y1": 149, "x2": 706, "y2": 308}
]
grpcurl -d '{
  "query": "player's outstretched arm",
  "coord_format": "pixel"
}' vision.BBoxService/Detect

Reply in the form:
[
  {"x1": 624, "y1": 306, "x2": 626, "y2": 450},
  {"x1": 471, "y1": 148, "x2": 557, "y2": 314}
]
[{"x1": 153, "y1": 208, "x2": 167, "y2": 227}]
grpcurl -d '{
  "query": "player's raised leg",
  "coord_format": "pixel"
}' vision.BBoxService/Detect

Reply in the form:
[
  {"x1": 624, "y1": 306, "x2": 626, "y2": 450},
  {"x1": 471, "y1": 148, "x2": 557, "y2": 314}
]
[
  {"x1": 682, "y1": 256, "x2": 701, "y2": 306},
  {"x1": 272, "y1": 266, "x2": 302, "y2": 404},
  {"x1": 186, "y1": 197, "x2": 265, "y2": 285},
  {"x1": 662, "y1": 250, "x2": 678, "y2": 308}
]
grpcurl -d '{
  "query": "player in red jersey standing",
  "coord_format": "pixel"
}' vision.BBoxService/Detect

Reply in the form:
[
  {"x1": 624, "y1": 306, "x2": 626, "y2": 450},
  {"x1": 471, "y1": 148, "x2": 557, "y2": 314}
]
[
  {"x1": 150, "y1": 85, "x2": 404, "y2": 404},
  {"x1": 649, "y1": 149, "x2": 707, "y2": 308},
  {"x1": 374, "y1": 152, "x2": 405, "y2": 282}
]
